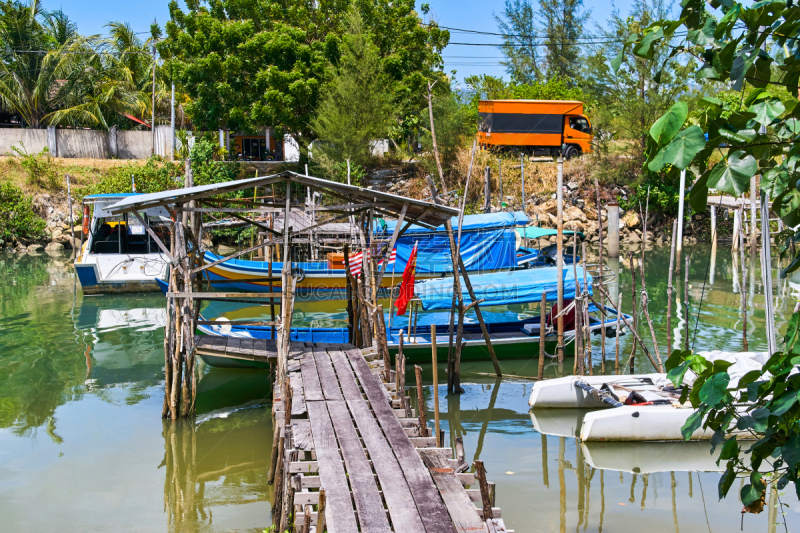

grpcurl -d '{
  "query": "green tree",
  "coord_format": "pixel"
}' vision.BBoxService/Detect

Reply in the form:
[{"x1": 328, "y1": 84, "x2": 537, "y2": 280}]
[
  {"x1": 419, "y1": 91, "x2": 474, "y2": 176},
  {"x1": 495, "y1": 0, "x2": 543, "y2": 83},
  {"x1": 584, "y1": 0, "x2": 690, "y2": 153},
  {"x1": 310, "y1": 10, "x2": 394, "y2": 181},
  {"x1": 158, "y1": 0, "x2": 448, "y2": 149},
  {"x1": 539, "y1": 0, "x2": 589, "y2": 80}
]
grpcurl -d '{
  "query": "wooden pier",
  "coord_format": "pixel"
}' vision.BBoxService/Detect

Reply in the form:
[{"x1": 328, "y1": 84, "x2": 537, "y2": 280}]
[
  {"x1": 272, "y1": 342, "x2": 512, "y2": 533},
  {"x1": 195, "y1": 335, "x2": 277, "y2": 366}
]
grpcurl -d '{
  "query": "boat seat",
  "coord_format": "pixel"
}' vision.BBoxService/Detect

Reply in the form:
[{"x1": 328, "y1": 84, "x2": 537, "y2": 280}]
[{"x1": 522, "y1": 323, "x2": 542, "y2": 336}]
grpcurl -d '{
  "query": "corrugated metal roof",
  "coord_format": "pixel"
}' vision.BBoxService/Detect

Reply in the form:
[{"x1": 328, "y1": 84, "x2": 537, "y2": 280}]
[{"x1": 106, "y1": 170, "x2": 457, "y2": 228}]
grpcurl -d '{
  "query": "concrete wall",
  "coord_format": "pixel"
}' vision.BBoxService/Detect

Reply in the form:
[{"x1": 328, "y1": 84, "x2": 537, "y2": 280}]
[
  {"x1": 55, "y1": 129, "x2": 109, "y2": 158},
  {"x1": 0, "y1": 129, "x2": 48, "y2": 156}
]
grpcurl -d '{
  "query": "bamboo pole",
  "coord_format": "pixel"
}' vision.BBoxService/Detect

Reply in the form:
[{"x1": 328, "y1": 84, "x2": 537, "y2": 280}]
[
  {"x1": 628, "y1": 252, "x2": 638, "y2": 374},
  {"x1": 583, "y1": 242, "x2": 591, "y2": 375},
  {"x1": 639, "y1": 260, "x2": 664, "y2": 372},
  {"x1": 431, "y1": 324, "x2": 441, "y2": 447},
  {"x1": 538, "y1": 290, "x2": 546, "y2": 380},
  {"x1": 573, "y1": 237, "x2": 580, "y2": 374},
  {"x1": 595, "y1": 178, "x2": 605, "y2": 374}
]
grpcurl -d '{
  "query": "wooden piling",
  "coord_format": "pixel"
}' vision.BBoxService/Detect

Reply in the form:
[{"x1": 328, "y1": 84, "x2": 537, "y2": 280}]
[
  {"x1": 628, "y1": 252, "x2": 638, "y2": 374},
  {"x1": 583, "y1": 241, "x2": 592, "y2": 375},
  {"x1": 415, "y1": 364, "x2": 428, "y2": 437},
  {"x1": 474, "y1": 460, "x2": 494, "y2": 520},
  {"x1": 483, "y1": 166, "x2": 491, "y2": 212},
  {"x1": 596, "y1": 179, "x2": 605, "y2": 374},
  {"x1": 431, "y1": 324, "x2": 441, "y2": 448},
  {"x1": 638, "y1": 259, "x2": 664, "y2": 372},
  {"x1": 538, "y1": 290, "x2": 546, "y2": 380},
  {"x1": 738, "y1": 207, "x2": 749, "y2": 350},
  {"x1": 607, "y1": 202, "x2": 619, "y2": 259},
  {"x1": 615, "y1": 292, "x2": 622, "y2": 374}
]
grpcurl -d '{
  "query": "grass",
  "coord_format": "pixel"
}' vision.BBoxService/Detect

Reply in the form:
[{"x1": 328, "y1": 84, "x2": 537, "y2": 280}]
[{"x1": 0, "y1": 155, "x2": 148, "y2": 193}]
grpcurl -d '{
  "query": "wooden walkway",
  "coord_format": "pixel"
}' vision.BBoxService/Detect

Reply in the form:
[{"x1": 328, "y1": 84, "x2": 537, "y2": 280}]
[
  {"x1": 195, "y1": 335, "x2": 277, "y2": 365},
  {"x1": 273, "y1": 342, "x2": 512, "y2": 533}
]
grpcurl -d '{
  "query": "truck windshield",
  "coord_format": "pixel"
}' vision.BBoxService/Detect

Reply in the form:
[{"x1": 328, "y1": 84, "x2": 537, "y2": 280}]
[{"x1": 569, "y1": 117, "x2": 592, "y2": 134}]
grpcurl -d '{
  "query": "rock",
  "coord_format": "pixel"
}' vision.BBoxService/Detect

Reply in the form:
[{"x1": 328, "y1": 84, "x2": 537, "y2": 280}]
[
  {"x1": 15, "y1": 244, "x2": 27, "y2": 253},
  {"x1": 218, "y1": 244, "x2": 237, "y2": 254},
  {"x1": 51, "y1": 229, "x2": 63, "y2": 241},
  {"x1": 566, "y1": 181, "x2": 579, "y2": 191},
  {"x1": 622, "y1": 211, "x2": 641, "y2": 230},
  {"x1": 45, "y1": 242, "x2": 64, "y2": 254},
  {"x1": 564, "y1": 206, "x2": 588, "y2": 223},
  {"x1": 27, "y1": 243, "x2": 44, "y2": 253}
]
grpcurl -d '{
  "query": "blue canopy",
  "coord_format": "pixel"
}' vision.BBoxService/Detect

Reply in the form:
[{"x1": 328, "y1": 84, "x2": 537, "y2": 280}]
[
  {"x1": 383, "y1": 212, "x2": 526, "y2": 235},
  {"x1": 415, "y1": 265, "x2": 593, "y2": 310}
]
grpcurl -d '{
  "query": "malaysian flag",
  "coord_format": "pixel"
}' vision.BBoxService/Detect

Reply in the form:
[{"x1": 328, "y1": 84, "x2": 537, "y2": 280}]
[
  {"x1": 378, "y1": 248, "x2": 396, "y2": 267},
  {"x1": 348, "y1": 251, "x2": 363, "y2": 276}
]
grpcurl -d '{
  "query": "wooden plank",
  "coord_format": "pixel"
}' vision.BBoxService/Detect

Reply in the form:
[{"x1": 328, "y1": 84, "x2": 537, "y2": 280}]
[
  {"x1": 254, "y1": 339, "x2": 269, "y2": 357},
  {"x1": 306, "y1": 401, "x2": 358, "y2": 533},
  {"x1": 240, "y1": 338, "x2": 255, "y2": 357},
  {"x1": 167, "y1": 291, "x2": 283, "y2": 298},
  {"x1": 418, "y1": 449, "x2": 488, "y2": 533},
  {"x1": 226, "y1": 337, "x2": 242, "y2": 354},
  {"x1": 312, "y1": 345, "x2": 343, "y2": 401},
  {"x1": 292, "y1": 419, "x2": 314, "y2": 452},
  {"x1": 327, "y1": 348, "x2": 426, "y2": 532},
  {"x1": 343, "y1": 348, "x2": 456, "y2": 533},
  {"x1": 290, "y1": 372, "x2": 307, "y2": 417},
  {"x1": 326, "y1": 400, "x2": 392, "y2": 533},
  {"x1": 289, "y1": 461, "x2": 319, "y2": 474},
  {"x1": 300, "y1": 346, "x2": 325, "y2": 402}
]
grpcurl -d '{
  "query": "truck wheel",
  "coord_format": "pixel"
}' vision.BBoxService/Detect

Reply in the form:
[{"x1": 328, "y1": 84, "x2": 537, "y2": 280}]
[{"x1": 564, "y1": 145, "x2": 581, "y2": 160}]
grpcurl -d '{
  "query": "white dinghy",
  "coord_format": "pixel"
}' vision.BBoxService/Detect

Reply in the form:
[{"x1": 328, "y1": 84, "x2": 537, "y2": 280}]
[{"x1": 528, "y1": 350, "x2": 770, "y2": 441}]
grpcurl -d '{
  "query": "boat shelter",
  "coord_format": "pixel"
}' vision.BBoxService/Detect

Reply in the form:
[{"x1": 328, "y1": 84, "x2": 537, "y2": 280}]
[{"x1": 106, "y1": 170, "x2": 459, "y2": 420}]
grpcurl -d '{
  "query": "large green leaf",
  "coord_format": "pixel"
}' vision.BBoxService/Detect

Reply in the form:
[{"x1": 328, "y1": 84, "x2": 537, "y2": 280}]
[
  {"x1": 699, "y1": 372, "x2": 731, "y2": 407},
  {"x1": 749, "y1": 97, "x2": 785, "y2": 126},
  {"x1": 649, "y1": 101, "x2": 688, "y2": 145},
  {"x1": 681, "y1": 409, "x2": 706, "y2": 441},
  {"x1": 761, "y1": 167, "x2": 789, "y2": 197},
  {"x1": 706, "y1": 151, "x2": 757, "y2": 195},
  {"x1": 781, "y1": 433, "x2": 800, "y2": 468},
  {"x1": 689, "y1": 171, "x2": 709, "y2": 214},
  {"x1": 769, "y1": 390, "x2": 799, "y2": 416},
  {"x1": 655, "y1": 125, "x2": 706, "y2": 170},
  {"x1": 718, "y1": 463, "x2": 736, "y2": 499}
]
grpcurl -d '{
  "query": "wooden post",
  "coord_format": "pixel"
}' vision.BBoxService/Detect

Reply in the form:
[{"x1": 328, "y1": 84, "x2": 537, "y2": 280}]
[
  {"x1": 344, "y1": 243, "x2": 354, "y2": 344},
  {"x1": 607, "y1": 202, "x2": 619, "y2": 258},
  {"x1": 538, "y1": 290, "x2": 546, "y2": 380},
  {"x1": 317, "y1": 489, "x2": 327, "y2": 533},
  {"x1": 595, "y1": 178, "x2": 605, "y2": 374},
  {"x1": 638, "y1": 260, "x2": 664, "y2": 372},
  {"x1": 431, "y1": 324, "x2": 441, "y2": 448},
  {"x1": 556, "y1": 157, "x2": 565, "y2": 361},
  {"x1": 666, "y1": 219, "x2": 677, "y2": 353},
  {"x1": 415, "y1": 364, "x2": 428, "y2": 437},
  {"x1": 738, "y1": 208, "x2": 749, "y2": 350},
  {"x1": 497, "y1": 159, "x2": 503, "y2": 208},
  {"x1": 684, "y1": 255, "x2": 690, "y2": 351},
  {"x1": 474, "y1": 460, "x2": 493, "y2": 520},
  {"x1": 378, "y1": 305, "x2": 391, "y2": 383},
  {"x1": 574, "y1": 297, "x2": 583, "y2": 375},
  {"x1": 520, "y1": 152, "x2": 526, "y2": 207},
  {"x1": 676, "y1": 169, "x2": 686, "y2": 264},
  {"x1": 583, "y1": 241, "x2": 592, "y2": 375},
  {"x1": 750, "y1": 176, "x2": 758, "y2": 255}
]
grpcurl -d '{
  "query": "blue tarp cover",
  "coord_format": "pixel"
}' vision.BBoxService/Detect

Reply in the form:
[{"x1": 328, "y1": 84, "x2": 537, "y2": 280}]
[
  {"x1": 383, "y1": 212, "x2": 525, "y2": 235},
  {"x1": 382, "y1": 212, "x2": 526, "y2": 274},
  {"x1": 416, "y1": 265, "x2": 593, "y2": 310}
]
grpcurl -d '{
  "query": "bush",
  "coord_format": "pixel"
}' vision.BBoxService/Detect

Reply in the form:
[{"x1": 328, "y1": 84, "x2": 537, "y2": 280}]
[
  {"x1": 8, "y1": 143, "x2": 58, "y2": 190},
  {"x1": 79, "y1": 157, "x2": 183, "y2": 198},
  {"x1": 0, "y1": 181, "x2": 47, "y2": 242},
  {"x1": 190, "y1": 139, "x2": 240, "y2": 186}
]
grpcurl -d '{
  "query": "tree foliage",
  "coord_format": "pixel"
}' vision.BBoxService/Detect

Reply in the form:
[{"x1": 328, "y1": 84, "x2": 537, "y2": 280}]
[
  {"x1": 539, "y1": 0, "x2": 589, "y2": 80},
  {"x1": 0, "y1": 180, "x2": 46, "y2": 241},
  {"x1": 159, "y1": 0, "x2": 449, "y2": 147},
  {"x1": 617, "y1": 0, "x2": 800, "y2": 503},
  {"x1": 310, "y1": 10, "x2": 394, "y2": 181},
  {"x1": 0, "y1": 1, "x2": 171, "y2": 129},
  {"x1": 495, "y1": 0, "x2": 543, "y2": 83}
]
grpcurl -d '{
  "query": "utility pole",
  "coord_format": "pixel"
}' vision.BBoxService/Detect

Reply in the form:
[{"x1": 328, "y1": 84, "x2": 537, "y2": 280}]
[
  {"x1": 151, "y1": 35, "x2": 157, "y2": 157},
  {"x1": 170, "y1": 83, "x2": 175, "y2": 161}
]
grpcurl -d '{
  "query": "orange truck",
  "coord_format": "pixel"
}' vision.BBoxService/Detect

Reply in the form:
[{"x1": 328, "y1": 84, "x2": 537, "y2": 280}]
[{"x1": 477, "y1": 100, "x2": 593, "y2": 159}]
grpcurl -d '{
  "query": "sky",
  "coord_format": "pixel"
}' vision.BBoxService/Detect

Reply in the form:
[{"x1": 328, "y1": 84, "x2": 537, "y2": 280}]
[{"x1": 42, "y1": 0, "x2": 638, "y2": 81}]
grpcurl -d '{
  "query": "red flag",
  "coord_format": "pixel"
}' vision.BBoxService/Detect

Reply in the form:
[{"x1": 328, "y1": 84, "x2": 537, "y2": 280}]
[{"x1": 394, "y1": 242, "x2": 418, "y2": 316}]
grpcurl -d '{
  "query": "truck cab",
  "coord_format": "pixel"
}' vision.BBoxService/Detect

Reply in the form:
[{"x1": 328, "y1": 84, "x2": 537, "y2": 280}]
[{"x1": 478, "y1": 100, "x2": 593, "y2": 159}]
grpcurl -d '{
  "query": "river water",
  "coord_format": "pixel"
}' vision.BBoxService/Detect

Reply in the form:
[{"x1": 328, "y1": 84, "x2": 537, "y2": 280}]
[{"x1": 0, "y1": 244, "x2": 796, "y2": 532}]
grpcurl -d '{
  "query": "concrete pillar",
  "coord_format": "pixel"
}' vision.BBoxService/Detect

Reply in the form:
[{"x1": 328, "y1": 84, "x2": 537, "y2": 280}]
[
  {"x1": 607, "y1": 202, "x2": 619, "y2": 258},
  {"x1": 107, "y1": 125, "x2": 118, "y2": 159},
  {"x1": 46, "y1": 126, "x2": 57, "y2": 156},
  {"x1": 219, "y1": 129, "x2": 225, "y2": 152}
]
